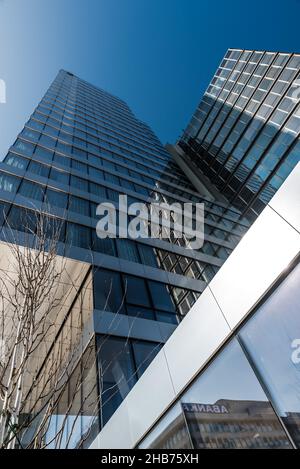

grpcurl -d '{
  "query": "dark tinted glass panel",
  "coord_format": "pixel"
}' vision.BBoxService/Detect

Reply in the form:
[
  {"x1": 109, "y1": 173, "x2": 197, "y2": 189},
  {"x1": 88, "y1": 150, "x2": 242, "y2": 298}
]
[
  {"x1": 6, "y1": 207, "x2": 36, "y2": 233},
  {"x1": 66, "y1": 223, "x2": 91, "y2": 249},
  {"x1": 93, "y1": 268, "x2": 125, "y2": 314},
  {"x1": 131, "y1": 340, "x2": 162, "y2": 378},
  {"x1": 89, "y1": 182, "x2": 107, "y2": 198},
  {"x1": 116, "y1": 239, "x2": 140, "y2": 263},
  {"x1": 126, "y1": 305, "x2": 155, "y2": 321},
  {"x1": 92, "y1": 231, "x2": 116, "y2": 256},
  {"x1": 39, "y1": 134, "x2": 56, "y2": 148},
  {"x1": 0, "y1": 201, "x2": 10, "y2": 227},
  {"x1": 97, "y1": 335, "x2": 136, "y2": 425},
  {"x1": 89, "y1": 167, "x2": 104, "y2": 180},
  {"x1": 148, "y1": 281, "x2": 175, "y2": 312},
  {"x1": 71, "y1": 175, "x2": 88, "y2": 192},
  {"x1": 45, "y1": 217, "x2": 65, "y2": 243},
  {"x1": 155, "y1": 311, "x2": 178, "y2": 325},
  {"x1": 69, "y1": 196, "x2": 90, "y2": 216},
  {"x1": 124, "y1": 275, "x2": 151, "y2": 307},
  {"x1": 138, "y1": 244, "x2": 159, "y2": 268},
  {"x1": 72, "y1": 159, "x2": 88, "y2": 173}
]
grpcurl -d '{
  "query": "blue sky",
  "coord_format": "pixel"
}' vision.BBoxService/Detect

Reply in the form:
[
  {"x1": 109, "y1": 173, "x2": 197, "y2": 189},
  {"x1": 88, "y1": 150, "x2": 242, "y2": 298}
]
[{"x1": 1, "y1": 0, "x2": 300, "y2": 159}]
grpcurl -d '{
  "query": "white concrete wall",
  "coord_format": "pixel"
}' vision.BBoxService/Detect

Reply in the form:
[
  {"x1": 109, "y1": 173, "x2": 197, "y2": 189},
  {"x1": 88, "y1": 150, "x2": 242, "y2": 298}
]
[{"x1": 89, "y1": 163, "x2": 300, "y2": 449}]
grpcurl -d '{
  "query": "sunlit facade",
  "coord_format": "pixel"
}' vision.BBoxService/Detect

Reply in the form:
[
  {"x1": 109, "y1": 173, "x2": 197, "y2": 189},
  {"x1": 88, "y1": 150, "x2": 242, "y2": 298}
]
[{"x1": 180, "y1": 49, "x2": 300, "y2": 221}]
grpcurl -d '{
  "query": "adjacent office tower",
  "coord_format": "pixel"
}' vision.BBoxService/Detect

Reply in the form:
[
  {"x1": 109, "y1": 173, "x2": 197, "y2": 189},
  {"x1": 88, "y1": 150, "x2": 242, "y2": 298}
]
[
  {"x1": 179, "y1": 49, "x2": 300, "y2": 222},
  {"x1": 0, "y1": 70, "x2": 249, "y2": 448}
]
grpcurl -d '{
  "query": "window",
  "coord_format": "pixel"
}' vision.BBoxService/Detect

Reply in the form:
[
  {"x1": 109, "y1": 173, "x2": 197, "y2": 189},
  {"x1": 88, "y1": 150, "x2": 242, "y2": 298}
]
[
  {"x1": 155, "y1": 311, "x2": 178, "y2": 325},
  {"x1": 148, "y1": 281, "x2": 175, "y2": 312},
  {"x1": 70, "y1": 175, "x2": 88, "y2": 192},
  {"x1": 123, "y1": 275, "x2": 151, "y2": 307},
  {"x1": 138, "y1": 244, "x2": 159, "y2": 268},
  {"x1": 34, "y1": 146, "x2": 54, "y2": 161},
  {"x1": 92, "y1": 231, "x2": 116, "y2": 256},
  {"x1": 116, "y1": 239, "x2": 140, "y2": 263},
  {"x1": 93, "y1": 268, "x2": 125, "y2": 314},
  {"x1": 45, "y1": 188, "x2": 68, "y2": 209},
  {"x1": 89, "y1": 167, "x2": 104, "y2": 180},
  {"x1": 69, "y1": 196, "x2": 90, "y2": 216},
  {"x1": 66, "y1": 222, "x2": 91, "y2": 249},
  {"x1": 45, "y1": 217, "x2": 65, "y2": 243},
  {"x1": 28, "y1": 161, "x2": 49, "y2": 178},
  {"x1": 19, "y1": 180, "x2": 44, "y2": 201},
  {"x1": 105, "y1": 173, "x2": 120, "y2": 185},
  {"x1": 39, "y1": 134, "x2": 56, "y2": 149},
  {"x1": 6, "y1": 206, "x2": 36, "y2": 233},
  {"x1": 107, "y1": 188, "x2": 119, "y2": 202},
  {"x1": 53, "y1": 153, "x2": 71, "y2": 167},
  {"x1": 72, "y1": 159, "x2": 88, "y2": 174},
  {"x1": 120, "y1": 179, "x2": 135, "y2": 190},
  {"x1": 72, "y1": 147, "x2": 87, "y2": 159},
  {"x1": 50, "y1": 168, "x2": 69, "y2": 185},
  {"x1": 141, "y1": 339, "x2": 291, "y2": 449},
  {"x1": 131, "y1": 340, "x2": 162, "y2": 378},
  {"x1": 0, "y1": 201, "x2": 10, "y2": 227},
  {"x1": 13, "y1": 139, "x2": 35, "y2": 156},
  {"x1": 5, "y1": 153, "x2": 28, "y2": 170},
  {"x1": 96, "y1": 335, "x2": 136, "y2": 425},
  {"x1": 0, "y1": 173, "x2": 20, "y2": 193},
  {"x1": 89, "y1": 182, "x2": 107, "y2": 198},
  {"x1": 239, "y1": 262, "x2": 300, "y2": 448}
]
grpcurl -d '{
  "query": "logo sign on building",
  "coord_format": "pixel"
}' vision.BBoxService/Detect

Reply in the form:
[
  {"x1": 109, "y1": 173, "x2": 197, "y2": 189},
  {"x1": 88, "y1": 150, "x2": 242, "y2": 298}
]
[{"x1": 182, "y1": 402, "x2": 229, "y2": 414}]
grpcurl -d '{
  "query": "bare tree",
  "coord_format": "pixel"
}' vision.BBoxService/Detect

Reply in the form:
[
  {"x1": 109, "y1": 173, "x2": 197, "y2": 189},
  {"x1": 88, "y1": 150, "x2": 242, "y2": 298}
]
[{"x1": 0, "y1": 205, "x2": 93, "y2": 448}]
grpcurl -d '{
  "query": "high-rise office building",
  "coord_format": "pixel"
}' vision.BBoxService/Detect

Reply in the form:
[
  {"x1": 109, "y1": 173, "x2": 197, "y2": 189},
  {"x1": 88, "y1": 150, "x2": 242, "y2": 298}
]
[
  {"x1": 179, "y1": 48, "x2": 300, "y2": 221},
  {"x1": 0, "y1": 70, "x2": 250, "y2": 448},
  {"x1": 87, "y1": 50, "x2": 300, "y2": 451}
]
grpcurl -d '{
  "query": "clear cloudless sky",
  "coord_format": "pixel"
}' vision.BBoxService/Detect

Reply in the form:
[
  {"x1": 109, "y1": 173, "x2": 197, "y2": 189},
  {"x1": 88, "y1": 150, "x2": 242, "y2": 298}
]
[{"x1": 1, "y1": 0, "x2": 300, "y2": 159}]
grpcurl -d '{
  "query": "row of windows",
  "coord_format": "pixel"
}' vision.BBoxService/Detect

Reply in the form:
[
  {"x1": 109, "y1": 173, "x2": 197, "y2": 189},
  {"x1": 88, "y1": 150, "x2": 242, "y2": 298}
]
[
  {"x1": 195, "y1": 51, "x2": 298, "y2": 153},
  {"x1": 93, "y1": 267, "x2": 177, "y2": 318},
  {"x1": 0, "y1": 200, "x2": 204, "y2": 317},
  {"x1": 51, "y1": 74, "x2": 166, "y2": 154},
  {"x1": 20, "y1": 119, "x2": 194, "y2": 195},
  {"x1": 181, "y1": 50, "x2": 300, "y2": 215},
  {"x1": 18, "y1": 125, "x2": 199, "y2": 202},
  {"x1": 33, "y1": 100, "x2": 184, "y2": 179},
  {"x1": 47, "y1": 81, "x2": 169, "y2": 163},
  {"x1": 49, "y1": 85, "x2": 169, "y2": 159},
  {"x1": 6, "y1": 147, "x2": 246, "y2": 237},
  {"x1": 31, "y1": 109, "x2": 186, "y2": 187},
  {"x1": 0, "y1": 163, "x2": 246, "y2": 259}
]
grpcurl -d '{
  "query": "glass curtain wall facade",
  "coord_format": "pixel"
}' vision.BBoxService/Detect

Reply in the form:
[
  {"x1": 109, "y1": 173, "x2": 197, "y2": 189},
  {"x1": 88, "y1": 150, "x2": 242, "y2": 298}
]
[
  {"x1": 139, "y1": 259, "x2": 300, "y2": 449},
  {"x1": 180, "y1": 49, "x2": 300, "y2": 222},
  {"x1": 0, "y1": 70, "x2": 250, "y2": 446}
]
